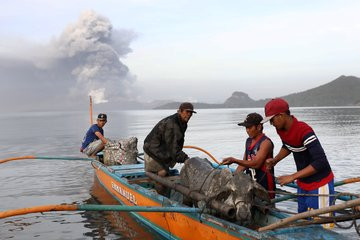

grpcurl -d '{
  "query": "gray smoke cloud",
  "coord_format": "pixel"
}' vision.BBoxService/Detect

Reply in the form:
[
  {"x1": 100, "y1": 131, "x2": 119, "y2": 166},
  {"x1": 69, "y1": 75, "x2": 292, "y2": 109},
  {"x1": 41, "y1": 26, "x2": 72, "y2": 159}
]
[
  {"x1": 52, "y1": 11, "x2": 137, "y2": 103},
  {"x1": 0, "y1": 10, "x2": 137, "y2": 111}
]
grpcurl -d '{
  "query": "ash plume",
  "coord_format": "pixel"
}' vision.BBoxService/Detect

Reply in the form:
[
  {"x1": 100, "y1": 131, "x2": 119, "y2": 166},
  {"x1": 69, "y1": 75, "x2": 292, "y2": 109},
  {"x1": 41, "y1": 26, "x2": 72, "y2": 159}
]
[
  {"x1": 53, "y1": 10, "x2": 137, "y2": 104},
  {"x1": 0, "y1": 10, "x2": 137, "y2": 111}
]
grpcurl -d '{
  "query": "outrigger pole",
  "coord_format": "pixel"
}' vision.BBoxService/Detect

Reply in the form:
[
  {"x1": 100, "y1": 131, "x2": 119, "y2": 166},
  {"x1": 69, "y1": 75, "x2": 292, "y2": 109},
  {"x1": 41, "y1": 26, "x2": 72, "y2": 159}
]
[
  {"x1": 258, "y1": 197, "x2": 360, "y2": 232},
  {"x1": 0, "y1": 204, "x2": 201, "y2": 219},
  {"x1": 272, "y1": 177, "x2": 360, "y2": 204},
  {"x1": 0, "y1": 156, "x2": 93, "y2": 164}
]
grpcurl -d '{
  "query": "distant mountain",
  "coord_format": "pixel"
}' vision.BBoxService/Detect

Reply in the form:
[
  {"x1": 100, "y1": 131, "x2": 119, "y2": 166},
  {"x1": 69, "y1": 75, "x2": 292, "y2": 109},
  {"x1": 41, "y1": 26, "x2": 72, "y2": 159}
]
[
  {"x1": 155, "y1": 75, "x2": 360, "y2": 109},
  {"x1": 282, "y1": 75, "x2": 360, "y2": 107},
  {"x1": 223, "y1": 91, "x2": 264, "y2": 108}
]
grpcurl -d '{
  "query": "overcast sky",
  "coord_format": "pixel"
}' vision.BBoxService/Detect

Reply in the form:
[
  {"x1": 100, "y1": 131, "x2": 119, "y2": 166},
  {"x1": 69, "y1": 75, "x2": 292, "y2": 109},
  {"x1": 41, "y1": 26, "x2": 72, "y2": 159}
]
[{"x1": 1, "y1": 0, "x2": 360, "y2": 111}]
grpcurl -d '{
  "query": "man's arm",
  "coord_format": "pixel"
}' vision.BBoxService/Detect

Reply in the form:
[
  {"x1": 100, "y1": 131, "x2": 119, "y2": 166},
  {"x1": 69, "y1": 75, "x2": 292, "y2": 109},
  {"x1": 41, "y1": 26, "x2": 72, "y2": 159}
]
[
  {"x1": 265, "y1": 146, "x2": 290, "y2": 170},
  {"x1": 223, "y1": 139, "x2": 273, "y2": 169},
  {"x1": 278, "y1": 164, "x2": 317, "y2": 186},
  {"x1": 304, "y1": 133, "x2": 330, "y2": 173},
  {"x1": 95, "y1": 131, "x2": 107, "y2": 145}
]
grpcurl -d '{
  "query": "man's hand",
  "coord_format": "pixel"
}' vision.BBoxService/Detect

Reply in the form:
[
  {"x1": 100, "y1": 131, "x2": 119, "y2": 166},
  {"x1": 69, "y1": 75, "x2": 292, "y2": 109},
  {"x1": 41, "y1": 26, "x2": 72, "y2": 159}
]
[
  {"x1": 265, "y1": 158, "x2": 277, "y2": 170},
  {"x1": 277, "y1": 175, "x2": 295, "y2": 186},
  {"x1": 221, "y1": 157, "x2": 235, "y2": 165}
]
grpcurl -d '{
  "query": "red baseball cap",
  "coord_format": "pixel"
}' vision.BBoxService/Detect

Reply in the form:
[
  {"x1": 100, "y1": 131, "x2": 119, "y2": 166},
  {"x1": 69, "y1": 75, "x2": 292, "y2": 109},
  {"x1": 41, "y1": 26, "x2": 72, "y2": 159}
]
[{"x1": 261, "y1": 98, "x2": 289, "y2": 124}]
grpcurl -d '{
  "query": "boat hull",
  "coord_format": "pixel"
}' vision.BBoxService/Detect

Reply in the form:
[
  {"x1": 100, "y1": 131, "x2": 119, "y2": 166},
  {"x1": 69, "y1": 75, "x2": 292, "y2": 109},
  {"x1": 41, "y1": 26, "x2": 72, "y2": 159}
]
[{"x1": 92, "y1": 161, "x2": 345, "y2": 240}]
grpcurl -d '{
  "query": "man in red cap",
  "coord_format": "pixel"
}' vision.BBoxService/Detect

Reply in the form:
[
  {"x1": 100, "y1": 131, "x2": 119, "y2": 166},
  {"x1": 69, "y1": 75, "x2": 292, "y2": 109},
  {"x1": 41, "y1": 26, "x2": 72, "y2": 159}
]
[{"x1": 262, "y1": 98, "x2": 334, "y2": 227}]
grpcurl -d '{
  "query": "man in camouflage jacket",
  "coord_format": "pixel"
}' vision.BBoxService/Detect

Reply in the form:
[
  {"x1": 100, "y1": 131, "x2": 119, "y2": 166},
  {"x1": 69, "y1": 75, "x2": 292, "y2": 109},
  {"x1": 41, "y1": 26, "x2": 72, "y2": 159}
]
[{"x1": 143, "y1": 102, "x2": 196, "y2": 179}]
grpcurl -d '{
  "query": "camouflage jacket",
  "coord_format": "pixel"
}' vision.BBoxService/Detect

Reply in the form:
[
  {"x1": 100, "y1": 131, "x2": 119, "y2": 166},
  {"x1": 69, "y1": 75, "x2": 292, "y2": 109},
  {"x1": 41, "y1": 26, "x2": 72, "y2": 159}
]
[{"x1": 143, "y1": 113, "x2": 189, "y2": 164}]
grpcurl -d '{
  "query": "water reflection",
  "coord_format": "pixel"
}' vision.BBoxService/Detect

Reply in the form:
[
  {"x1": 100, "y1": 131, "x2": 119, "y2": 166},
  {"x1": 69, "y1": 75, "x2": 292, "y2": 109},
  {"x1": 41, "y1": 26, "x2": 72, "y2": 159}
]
[{"x1": 80, "y1": 176, "x2": 163, "y2": 240}]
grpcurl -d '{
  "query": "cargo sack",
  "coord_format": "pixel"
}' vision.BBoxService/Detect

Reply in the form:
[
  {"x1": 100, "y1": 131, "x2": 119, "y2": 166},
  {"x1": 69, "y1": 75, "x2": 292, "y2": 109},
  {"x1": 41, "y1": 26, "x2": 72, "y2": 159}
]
[{"x1": 103, "y1": 137, "x2": 138, "y2": 165}]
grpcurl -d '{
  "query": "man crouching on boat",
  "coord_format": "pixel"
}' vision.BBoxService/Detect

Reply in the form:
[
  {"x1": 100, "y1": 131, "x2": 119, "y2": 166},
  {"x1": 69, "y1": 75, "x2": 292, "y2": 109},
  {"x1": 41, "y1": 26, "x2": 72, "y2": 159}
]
[
  {"x1": 143, "y1": 102, "x2": 196, "y2": 194},
  {"x1": 80, "y1": 113, "x2": 108, "y2": 157}
]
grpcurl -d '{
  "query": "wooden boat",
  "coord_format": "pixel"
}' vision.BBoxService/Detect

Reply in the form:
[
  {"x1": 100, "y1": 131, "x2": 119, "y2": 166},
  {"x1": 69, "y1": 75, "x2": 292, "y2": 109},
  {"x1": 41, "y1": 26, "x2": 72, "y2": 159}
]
[
  {"x1": 92, "y1": 160, "x2": 346, "y2": 240},
  {"x1": 88, "y1": 176, "x2": 164, "y2": 240}
]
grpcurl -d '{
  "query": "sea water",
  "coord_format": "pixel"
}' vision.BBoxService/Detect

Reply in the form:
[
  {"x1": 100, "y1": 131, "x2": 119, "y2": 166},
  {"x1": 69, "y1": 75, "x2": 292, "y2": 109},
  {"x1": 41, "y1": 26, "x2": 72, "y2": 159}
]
[{"x1": 0, "y1": 107, "x2": 359, "y2": 239}]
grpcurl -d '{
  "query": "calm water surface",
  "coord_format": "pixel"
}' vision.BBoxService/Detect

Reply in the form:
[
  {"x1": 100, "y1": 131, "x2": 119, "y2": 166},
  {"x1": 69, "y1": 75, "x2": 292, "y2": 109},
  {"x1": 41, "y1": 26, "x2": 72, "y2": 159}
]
[{"x1": 0, "y1": 107, "x2": 359, "y2": 239}]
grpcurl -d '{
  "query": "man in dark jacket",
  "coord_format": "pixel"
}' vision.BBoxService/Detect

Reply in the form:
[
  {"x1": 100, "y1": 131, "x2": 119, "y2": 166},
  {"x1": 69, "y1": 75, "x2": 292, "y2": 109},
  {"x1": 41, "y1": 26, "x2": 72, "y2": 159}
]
[{"x1": 143, "y1": 102, "x2": 196, "y2": 179}]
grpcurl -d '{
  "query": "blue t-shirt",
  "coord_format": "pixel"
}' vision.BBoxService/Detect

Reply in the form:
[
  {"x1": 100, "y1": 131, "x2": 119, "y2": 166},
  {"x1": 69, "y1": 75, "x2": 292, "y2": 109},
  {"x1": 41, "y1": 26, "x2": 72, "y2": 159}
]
[{"x1": 81, "y1": 124, "x2": 104, "y2": 149}]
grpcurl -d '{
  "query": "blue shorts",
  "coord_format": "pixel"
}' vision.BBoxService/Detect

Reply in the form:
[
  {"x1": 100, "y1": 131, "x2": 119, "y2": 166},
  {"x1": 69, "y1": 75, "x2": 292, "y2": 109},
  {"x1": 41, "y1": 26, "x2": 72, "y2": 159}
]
[
  {"x1": 297, "y1": 179, "x2": 335, "y2": 228},
  {"x1": 297, "y1": 179, "x2": 335, "y2": 212}
]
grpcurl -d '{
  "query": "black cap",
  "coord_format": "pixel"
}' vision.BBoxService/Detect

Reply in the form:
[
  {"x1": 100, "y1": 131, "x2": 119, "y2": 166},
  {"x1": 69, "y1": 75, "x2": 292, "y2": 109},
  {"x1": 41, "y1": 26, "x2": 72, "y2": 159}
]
[
  {"x1": 97, "y1": 113, "x2": 107, "y2": 120},
  {"x1": 238, "y1": 113, "x2": 263, "y2": 127},
  {"x1": 179, "y1": 102, "x2": 197, "y2": 113}
]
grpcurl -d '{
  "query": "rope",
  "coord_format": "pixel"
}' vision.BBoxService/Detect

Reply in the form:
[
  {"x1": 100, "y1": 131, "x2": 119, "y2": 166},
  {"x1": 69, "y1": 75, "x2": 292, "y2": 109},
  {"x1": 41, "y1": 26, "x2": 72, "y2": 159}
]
[
  {"x1": 195, "y1": 164, "x2": 237, "y2": 221},
  {"x1": 184, "y1": 163, "x2": 230, "y2": 220},
  {"x1": 196, "y1": 166, "x2": 221, "y2": 219},
  {"x1": 331, "y1": 192, "x2": 360, "y2": 236}
]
